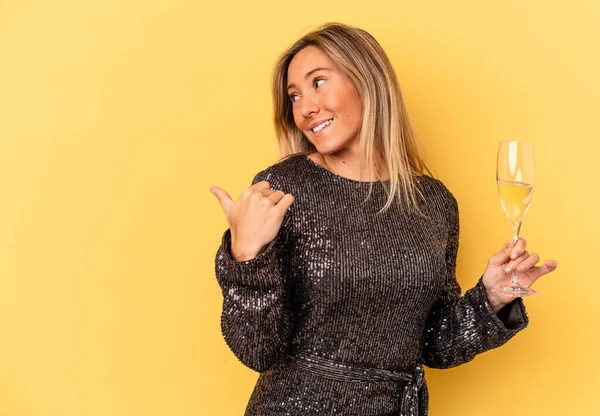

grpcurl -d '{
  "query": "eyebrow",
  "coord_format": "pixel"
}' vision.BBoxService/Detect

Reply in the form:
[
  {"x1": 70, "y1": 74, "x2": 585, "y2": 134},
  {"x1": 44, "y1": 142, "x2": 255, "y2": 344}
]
[{"x1": 287, "y1": 67, "x2": 331, "y2": 91}]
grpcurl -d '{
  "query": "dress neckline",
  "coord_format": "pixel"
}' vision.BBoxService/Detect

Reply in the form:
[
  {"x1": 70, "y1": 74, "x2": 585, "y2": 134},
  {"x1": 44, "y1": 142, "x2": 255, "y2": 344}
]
[{"x1": 301, "y1": 154, "x2": 391, "y2": 185}]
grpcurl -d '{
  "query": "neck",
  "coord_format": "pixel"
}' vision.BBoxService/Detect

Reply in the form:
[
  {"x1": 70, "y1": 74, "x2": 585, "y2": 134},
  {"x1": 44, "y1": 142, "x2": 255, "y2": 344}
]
[{"x1": 312, "y1": 151, "x2": 389, "y2": 182}]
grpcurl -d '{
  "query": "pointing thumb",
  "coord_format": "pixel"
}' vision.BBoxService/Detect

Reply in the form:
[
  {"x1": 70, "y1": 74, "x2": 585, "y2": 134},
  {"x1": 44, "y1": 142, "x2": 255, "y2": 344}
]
[{"x1": 210, "y1": 186, "x2": 234, "y2": 216}]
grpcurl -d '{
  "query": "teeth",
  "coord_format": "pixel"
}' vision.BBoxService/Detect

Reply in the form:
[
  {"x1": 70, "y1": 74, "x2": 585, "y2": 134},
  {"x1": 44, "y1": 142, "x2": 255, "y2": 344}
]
[{"x1": 312, "y1": 119, "x2": 332, "y2": 133}]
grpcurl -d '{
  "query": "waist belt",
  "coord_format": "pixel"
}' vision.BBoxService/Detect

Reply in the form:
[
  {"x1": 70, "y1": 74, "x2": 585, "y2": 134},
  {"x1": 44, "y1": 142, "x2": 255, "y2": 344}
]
[{"x1": 285, "y1": 352, "x2": 429, "y2": 416}]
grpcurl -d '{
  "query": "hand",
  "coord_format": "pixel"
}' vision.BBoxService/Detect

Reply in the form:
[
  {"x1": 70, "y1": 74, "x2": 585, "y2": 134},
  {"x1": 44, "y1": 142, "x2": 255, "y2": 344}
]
[
  {"x1": 482, "y1": 238, "x2": 558, "y2": 312},
  {"x1": 210, "y1": 181, "x2": 295, "y2": 261}
]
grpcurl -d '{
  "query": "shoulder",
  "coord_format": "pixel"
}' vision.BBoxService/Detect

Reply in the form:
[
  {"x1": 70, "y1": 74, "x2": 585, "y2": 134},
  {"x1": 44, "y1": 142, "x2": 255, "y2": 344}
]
[
  {"x1": 420, "y1": 174, "x2": 456, "y2": 200},
  {"x1": 417, "y1": 174, "x2": 459, "y2": 220},
  {"x1": 251, "y1": 153, "x2": 306, "y2": 192}
]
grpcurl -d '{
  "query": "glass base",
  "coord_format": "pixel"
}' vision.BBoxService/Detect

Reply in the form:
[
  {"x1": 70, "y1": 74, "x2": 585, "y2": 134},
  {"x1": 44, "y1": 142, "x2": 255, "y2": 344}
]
[{"x1": 489, "y1": 284, "x2": 539, "y2": 298}]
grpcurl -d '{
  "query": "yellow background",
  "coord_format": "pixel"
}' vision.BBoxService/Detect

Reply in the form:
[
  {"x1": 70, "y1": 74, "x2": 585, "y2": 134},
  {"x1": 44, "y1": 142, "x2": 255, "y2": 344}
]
[{"x1": 1, "y1": 0, "x2": 598, "y2": 415}]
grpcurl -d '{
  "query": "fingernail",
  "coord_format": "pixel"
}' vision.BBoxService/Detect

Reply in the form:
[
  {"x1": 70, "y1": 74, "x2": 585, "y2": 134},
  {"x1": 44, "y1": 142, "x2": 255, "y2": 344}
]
[
  {"x1": 209, "y1": 188, "x2": 215, "y2": 194},
  {"x1": 505, "y1": 266, "x2": 511, "y2": 273},
  {"x1": 511, "y1": 253, "x2": 517, "y2": 259},
  {"x1": 518, "y1": 265, "x2": 524, "y2": 271}
]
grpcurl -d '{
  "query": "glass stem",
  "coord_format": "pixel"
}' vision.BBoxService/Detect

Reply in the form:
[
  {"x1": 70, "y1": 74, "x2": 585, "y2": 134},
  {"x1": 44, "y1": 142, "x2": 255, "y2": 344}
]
[{"x1": 509, "y1": 222, "x2": 522, "y2": 287}]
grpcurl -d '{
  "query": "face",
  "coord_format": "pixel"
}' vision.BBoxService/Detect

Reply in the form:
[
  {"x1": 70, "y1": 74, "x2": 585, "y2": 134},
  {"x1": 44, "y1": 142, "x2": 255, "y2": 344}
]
[{"x1": 286, "y1": 45, "x2": 363, "y2": 156}]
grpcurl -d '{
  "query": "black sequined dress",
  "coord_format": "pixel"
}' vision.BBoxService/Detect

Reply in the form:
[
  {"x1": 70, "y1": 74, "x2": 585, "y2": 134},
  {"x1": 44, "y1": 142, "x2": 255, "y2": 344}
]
[{"x1": 215, "y1": 154, "x2": 528, "y2": 415}]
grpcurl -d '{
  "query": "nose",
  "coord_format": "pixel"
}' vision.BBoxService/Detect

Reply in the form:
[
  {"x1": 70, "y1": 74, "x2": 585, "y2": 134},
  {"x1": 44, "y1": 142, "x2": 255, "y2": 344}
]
[{"x1": 301, "y1": 95, "x2": 320, "y2": 118}]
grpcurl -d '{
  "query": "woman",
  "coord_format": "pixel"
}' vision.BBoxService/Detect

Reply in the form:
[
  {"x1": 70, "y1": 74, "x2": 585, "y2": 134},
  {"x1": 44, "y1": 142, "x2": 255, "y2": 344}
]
[{"x1": 210, "y1": 22, "x2": 557, "y2": 416}]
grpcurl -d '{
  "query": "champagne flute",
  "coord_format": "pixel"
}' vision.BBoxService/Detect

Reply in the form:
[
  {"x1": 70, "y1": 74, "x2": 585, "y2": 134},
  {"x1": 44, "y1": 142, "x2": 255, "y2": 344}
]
[{"x1": 490, "y1": 141, "x2": 539, "y2": 297}]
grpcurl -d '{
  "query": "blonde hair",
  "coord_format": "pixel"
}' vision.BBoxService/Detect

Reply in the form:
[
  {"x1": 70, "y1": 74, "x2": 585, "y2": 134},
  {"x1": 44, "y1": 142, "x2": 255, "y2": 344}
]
[{"x1": 271, "y1": 22, "x2": 434, "y2": 216}]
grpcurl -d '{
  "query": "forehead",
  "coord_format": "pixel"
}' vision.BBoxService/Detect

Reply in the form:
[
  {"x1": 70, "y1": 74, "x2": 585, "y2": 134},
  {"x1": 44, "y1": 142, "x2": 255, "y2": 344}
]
[{"x1": 287, "y1": 45, "x2": 336, "y2": 79}]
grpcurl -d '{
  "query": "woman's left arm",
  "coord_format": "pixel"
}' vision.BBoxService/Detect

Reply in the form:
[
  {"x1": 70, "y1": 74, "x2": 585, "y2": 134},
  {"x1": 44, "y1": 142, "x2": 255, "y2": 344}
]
[{"x1": 421, "y1": 190, "x2": 558, "y2": 369}]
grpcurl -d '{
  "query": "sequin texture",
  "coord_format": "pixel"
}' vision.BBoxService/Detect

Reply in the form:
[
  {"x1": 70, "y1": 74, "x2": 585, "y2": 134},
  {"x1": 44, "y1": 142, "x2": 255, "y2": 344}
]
[{"x1": 214, "y1": 154, "x2": 529, "y2": 415}]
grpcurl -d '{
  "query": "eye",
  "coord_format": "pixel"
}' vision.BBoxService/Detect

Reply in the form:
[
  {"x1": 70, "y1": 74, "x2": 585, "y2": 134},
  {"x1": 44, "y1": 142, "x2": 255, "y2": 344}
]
[
  {"x1": 289, "y1": 94, "x2": 299, "y2": 103},
  {"x1": 314, "y1": 78, "x2": 325, "y2": 88}
]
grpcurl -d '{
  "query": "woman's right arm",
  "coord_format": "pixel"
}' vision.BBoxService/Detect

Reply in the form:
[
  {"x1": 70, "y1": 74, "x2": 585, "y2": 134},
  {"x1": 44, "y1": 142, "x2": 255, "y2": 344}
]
[{"x1": 213, "y1": 170, "x2": 295, "y2": 373}]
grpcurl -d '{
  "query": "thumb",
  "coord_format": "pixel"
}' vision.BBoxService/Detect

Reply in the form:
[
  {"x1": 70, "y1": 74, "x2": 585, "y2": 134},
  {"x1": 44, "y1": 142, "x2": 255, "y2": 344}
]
[{"x1": 210, "y1": 186, "x2": 234, "y2": 217}]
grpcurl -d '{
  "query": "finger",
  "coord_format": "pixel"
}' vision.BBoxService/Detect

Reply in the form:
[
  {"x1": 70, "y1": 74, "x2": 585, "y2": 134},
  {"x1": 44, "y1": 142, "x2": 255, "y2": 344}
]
[
  {"x1": 256, "y1": 188, "x2": 286, "y2": 204},
  {"x1": 521, "y1": 260, "x2": 559, "y2": 284},
  {"x1": 210, "y1": 186, "x2": 234, "y2": 216},
  {"x1": 489, "y1": 238, "x2": 517, "y2": 266},
  {"x1": 257, "y1": 188, "x2": 276, "y2": 197},
  {"x1": 507, "y1": 237, "x2": 525, "y2": 260},
  {"x1": 275, "y1": 193, "x2": 295, "y2": 215},
  {"x1": 507, "y1": 252, "x2": 538, "y2": 273},
  {"x1": 267, "y1": 190, "x2": 285, "y2": 204},
  {"x1": 249, "y1": 181, "x2": 271, "y2": 191},
  {"x1": 259, "y1": 188, "x2": 276, "y2": 197}
]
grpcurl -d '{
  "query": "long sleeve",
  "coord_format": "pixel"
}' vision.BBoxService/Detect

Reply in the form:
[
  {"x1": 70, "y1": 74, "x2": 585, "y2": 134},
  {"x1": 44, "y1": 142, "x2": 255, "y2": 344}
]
[
  {"x1": 214, "y1": 170, "x2": 294, "y2": 373},
  {"x1": 421, "y1": 190, "x2": 529, "y2": 369}
]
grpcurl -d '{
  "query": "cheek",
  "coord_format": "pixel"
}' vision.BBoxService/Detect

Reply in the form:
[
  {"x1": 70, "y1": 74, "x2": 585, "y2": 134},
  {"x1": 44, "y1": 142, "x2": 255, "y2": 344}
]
[
  {"x1": 292, "y1": 110, "x2": 303, "y2": 129},
  {"x1": 326, "y1": 89, "x2": 362, "y2": 124},
  {"x1": 322, "y1": 90, "x2": 342, "y2": 113},
  {"x1": 348, "y1": 92, "x2": 363, "y2": 127},
  {"x1": 339, "y1": 96, "x2": 363, "y2": 127}
]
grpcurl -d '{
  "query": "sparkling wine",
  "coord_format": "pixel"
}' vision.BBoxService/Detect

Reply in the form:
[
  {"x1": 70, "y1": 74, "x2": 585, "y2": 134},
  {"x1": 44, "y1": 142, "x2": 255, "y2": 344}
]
[
  {"x1": 497, "y1": 179, "x2": 534, "y2": 225},
  {"x1": 492, "y1": 141, "x2": 539, "y2": 297}
]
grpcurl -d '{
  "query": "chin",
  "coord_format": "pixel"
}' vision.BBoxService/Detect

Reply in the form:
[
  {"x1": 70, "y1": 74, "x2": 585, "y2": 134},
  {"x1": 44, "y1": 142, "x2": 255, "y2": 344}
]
[
  {"x1": 314, "y1": 143, "x2": 339, "y2": 155},
  {"x1": 319, "y1": 138, "x2": 353, "y2": 154}
]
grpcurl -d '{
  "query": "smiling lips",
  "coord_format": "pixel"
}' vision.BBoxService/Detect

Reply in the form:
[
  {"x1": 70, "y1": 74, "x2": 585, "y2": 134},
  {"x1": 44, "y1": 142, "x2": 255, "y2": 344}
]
[{"x1": 311, "y1": 118, "x2": 333, "y2": 134}]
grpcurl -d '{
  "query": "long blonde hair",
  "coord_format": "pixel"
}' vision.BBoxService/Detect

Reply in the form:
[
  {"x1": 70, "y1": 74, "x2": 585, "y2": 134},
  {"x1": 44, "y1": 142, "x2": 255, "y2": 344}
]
[{"x1": 272, "y1": 22, "x2": 433, "y2": 216}]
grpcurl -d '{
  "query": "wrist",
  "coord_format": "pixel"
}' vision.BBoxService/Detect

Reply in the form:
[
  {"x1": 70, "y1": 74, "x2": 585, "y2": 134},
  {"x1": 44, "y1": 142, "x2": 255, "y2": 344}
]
[
  {"x1": 485, "y1": 290, "x2": 507, "y2": 314},
  {"x1": 231, "y1": 240, "x2": 269, "y2": 262},
  {"x1": 231, "y1": 246, "x2": 260, "y2": 262}
]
